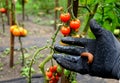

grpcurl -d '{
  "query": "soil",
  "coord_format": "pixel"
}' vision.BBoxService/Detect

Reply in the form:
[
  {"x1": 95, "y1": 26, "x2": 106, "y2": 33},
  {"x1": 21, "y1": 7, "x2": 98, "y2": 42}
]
[{"x1": 0, "y1": 14, "x2": 119, "y2": 83}]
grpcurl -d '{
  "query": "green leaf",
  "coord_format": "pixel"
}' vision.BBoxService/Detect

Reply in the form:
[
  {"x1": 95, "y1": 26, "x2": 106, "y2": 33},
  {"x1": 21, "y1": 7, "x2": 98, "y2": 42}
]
[
  {"x1": 87, "y1": 0, "x2": 96, "y2": 5},
  {"x1": 105, "y1": 0, "x2": 116, "y2": 3},
  {"x1": 87, "y1": 29, "x2": 95, "y2": 39},
  {"x1": 103, "y1": 21, "x2": 111, "y2": 30},
  {"x1": 94, "y1": 12, "x2": 102, "y2": 21}
]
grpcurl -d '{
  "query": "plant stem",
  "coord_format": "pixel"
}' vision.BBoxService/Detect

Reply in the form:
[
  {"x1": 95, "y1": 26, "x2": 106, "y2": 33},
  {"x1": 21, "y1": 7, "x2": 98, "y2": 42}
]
[
  {"x1": 78, "y1": 5, "x2": 91, "y2": 13},
  {"x1": 54, "y1": 0, "x2": 59, "y2": 30},
  {"x1": 6, "y1": 0, "x2": 10, "y2": 25},
  {"x1": 22, "y1": 0, "x2": 25, "y2": 21},
  {"x1": 18, "y1": 37, "x2": 24, "y2": 66},
  {"x1": 39, "y1": 24, "x2": 61, "y2": 83},
  {"x1": 73, "y1": 0, "x2": 79, "y2": 18},
  {"x1": 39, "y1": 52, "x2": 53, "y2": 83},
  {"x1": 1, "y1": 14, "x2": 5, "y2": 33},
  {"x1": 83, "y1": 3, "x2": 99, "y2": 34},
  {"x1": 28, "y1": 46, "x2": 48, "y2": 83},
  {"x1": 10, "y1": 0, "x2": 16, "y2": 67}
]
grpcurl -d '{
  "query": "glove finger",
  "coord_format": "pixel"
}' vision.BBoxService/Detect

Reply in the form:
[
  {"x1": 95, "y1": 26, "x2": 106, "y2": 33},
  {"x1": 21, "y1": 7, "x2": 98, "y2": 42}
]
[
  {"x1": 53, "y1": 54, "x2": 89, "y2": 73},
  {"x1": 61, "y1": 37, "x2": 88, "y2": 46},
  {"x1": 54, "y1": 44, "x2": 85, "y2": 55},
  {"x1": 89, "y1": 19, "x2": 106, "y2": 37}
]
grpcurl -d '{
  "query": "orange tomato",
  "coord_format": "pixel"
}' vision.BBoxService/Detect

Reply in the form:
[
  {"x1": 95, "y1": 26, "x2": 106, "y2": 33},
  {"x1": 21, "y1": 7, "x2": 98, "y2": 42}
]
[
  {"x1": 12, "y1": 28, "x2": 21, "y2": 36},
  {"x1": 10, "y1": 25, "x2": 18, "y2": 33},
  {"x1": 18, "y1": 27, "x2": 27, "y2": 36},
  {"x1": 22, "y1": 29, "x2": 27, "y2": 36},
  {"x1": 19, "y1": 27, "x2": 24, "y2": 34},
  {"x1": 10, "y1": 25, "x2": 27, "y2": 37}
]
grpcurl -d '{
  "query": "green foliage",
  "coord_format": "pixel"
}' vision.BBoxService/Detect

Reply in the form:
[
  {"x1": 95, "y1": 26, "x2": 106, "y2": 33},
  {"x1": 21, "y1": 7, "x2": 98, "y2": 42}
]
[
  {"x1": 15, "y1": 0, "x2": 67, "y2": 15},
  {"x1": 79, "y1": 0, "x2": 120, "y2": 38},
  {"x1": 0, "y1": 48, "x2": 10, "y2": 58},
  {"x1": 0, "y1": 62, "x2": 3, "y2": 71},
  {"x1": 59, "y1": 0, "x2": 67, "y2": 9},
  {"x1": 21, "y1": 66, "x2": 35, "y2": 77},
  {"x1": 0, "y1": 0, "x2": 6, "y2": 8},
  {"x1": 94, "y1": 1, "x2": 119, "y2": 32}
]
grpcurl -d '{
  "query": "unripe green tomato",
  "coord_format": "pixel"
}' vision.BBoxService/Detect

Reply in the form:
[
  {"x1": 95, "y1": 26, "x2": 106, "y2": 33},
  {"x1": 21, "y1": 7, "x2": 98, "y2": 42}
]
[
  {"x1": 57, "y1": 65, "x2": 62, "y2": 73},
  {"x1": 114, "y1": 29, "x2": 120, "y2": 35},
  {"x1": 71, "y1": 80, "x2": 77, "y2": 83},
  {"x1": 64, "y1": 69, "x2": 70, "y2": 77}
]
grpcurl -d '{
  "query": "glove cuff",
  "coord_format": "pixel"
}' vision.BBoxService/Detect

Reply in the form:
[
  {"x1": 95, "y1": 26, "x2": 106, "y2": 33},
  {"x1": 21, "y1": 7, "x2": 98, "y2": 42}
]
[{"x1": 112, "y1": 55, "x2": 120, "y2": 79}]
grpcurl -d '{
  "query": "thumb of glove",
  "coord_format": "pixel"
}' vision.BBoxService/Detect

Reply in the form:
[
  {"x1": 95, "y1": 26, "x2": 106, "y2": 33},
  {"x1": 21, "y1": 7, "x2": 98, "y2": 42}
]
[{"x1": 90, "y1": 19, "x2": 105, "y2": 38}]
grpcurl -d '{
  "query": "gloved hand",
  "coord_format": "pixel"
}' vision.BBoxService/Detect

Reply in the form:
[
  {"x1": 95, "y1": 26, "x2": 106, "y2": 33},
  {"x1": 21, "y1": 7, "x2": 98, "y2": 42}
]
[{"x1": 53, "y1": 19, "x2": 120, "y2": 79}]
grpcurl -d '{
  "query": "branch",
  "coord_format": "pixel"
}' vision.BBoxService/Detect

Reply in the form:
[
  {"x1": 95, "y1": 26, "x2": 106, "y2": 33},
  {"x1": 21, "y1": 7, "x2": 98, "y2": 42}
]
[
  {"x1": 83, "y1": 3, "x2": 99, "y2": 33},
  {"x1": 78, "y1": 5, "x2": 91, "y2": 13}
]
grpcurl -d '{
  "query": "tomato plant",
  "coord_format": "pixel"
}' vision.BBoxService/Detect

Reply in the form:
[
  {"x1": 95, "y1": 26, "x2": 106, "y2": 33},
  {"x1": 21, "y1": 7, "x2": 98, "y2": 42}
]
[{"x1": 22, "y1": 0, "x2": 120, "y2": 83}]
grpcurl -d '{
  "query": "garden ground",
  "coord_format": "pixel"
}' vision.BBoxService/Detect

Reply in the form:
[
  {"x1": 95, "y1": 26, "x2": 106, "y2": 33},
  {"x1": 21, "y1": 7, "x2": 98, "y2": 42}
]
[{"x1": 0, "y1": 14, "x2": 119, "y2": 83}]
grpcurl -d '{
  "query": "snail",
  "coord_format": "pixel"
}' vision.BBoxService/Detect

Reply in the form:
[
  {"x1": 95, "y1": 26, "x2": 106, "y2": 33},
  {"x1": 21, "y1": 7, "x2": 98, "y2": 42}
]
[{"x1": 80, "y1": 52, "x2": 94, "y2": 64}]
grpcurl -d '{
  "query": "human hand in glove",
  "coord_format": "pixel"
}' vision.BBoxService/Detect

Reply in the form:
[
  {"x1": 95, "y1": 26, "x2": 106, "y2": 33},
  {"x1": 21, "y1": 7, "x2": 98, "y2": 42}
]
[{"x1": 53, "y1": 19, "x2": 120, "y2": 79}]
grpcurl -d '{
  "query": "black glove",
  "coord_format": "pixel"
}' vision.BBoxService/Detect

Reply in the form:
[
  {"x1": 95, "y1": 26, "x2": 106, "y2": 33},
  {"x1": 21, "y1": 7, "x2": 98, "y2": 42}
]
[{"x1": 53, "y1": 19, "x2": 120, "y2": 79}]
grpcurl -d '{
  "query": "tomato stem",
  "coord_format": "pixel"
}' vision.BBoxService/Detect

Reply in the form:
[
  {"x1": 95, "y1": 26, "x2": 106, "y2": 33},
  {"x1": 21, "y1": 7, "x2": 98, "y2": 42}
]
[
  {"x1": 39, "y1": 24, "x2": 61, "y2": 83},
  {"x1": 39, "y1": 53, "x2": 53, "y2": 83},
  {"x1": 28, "y1": 46, "x2": 48, "y2": 83},
  {"x1": 18, "y1": 37, "x2": 25, "y2": 66},
  {"x1": 83, "y1": 3, "x2": 99, "y2": 35},
  {"x1": 0, "y1": 13, "x2": 5, "y2": 33},
  {"x1": 9, "y1": 0, "x2": 16, "y2": 67}
]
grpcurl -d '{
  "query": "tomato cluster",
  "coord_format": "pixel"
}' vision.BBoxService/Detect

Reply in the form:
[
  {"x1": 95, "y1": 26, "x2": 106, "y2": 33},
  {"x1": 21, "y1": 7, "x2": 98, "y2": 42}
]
[
  {"x1": 46, "y1": 65, "x2": 78, "y2": 83},
  {"x1": 10, "y1": 25, "x2": 27, "y2": 37},
  {"x1": 0, "y1": 8, "x2": 7, "y2": 14},
  {"x1": 46, "y1": 65, "x2": 61, "y2": 83},
  {"x1": 59, "y1": 12, "x2": 81, "y2": 36}
]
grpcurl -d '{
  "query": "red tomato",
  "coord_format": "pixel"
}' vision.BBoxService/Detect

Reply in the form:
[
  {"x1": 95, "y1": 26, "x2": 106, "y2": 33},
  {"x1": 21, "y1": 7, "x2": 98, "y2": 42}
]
[
  {"x1": 49, "y1": 65, "x2": 57, "y2": 73},
  {"x1": 0, "y1": 8, "x2": 7, "y2": 13},
  {"x1": 60, "y1": 13, "x2": 70, "y2": 22},
  {"x1": 49, "y1": 80, "x2": 53, "y2": 83},
  {"x1": 51, "y1": 76, "x2": 59, "y2": 83},
  {"x1": 60, "y1": 26, "x2": 70, "y2": 36},
  {"x1": 70, "y1": 19, "x2": 81, "y2": 30},
  {"x1": 53, "y1": 65, "x2": 57, "y2": 72},
  {"x1": 46, "y1": 71, "x2": 53, "y2": 78}
]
